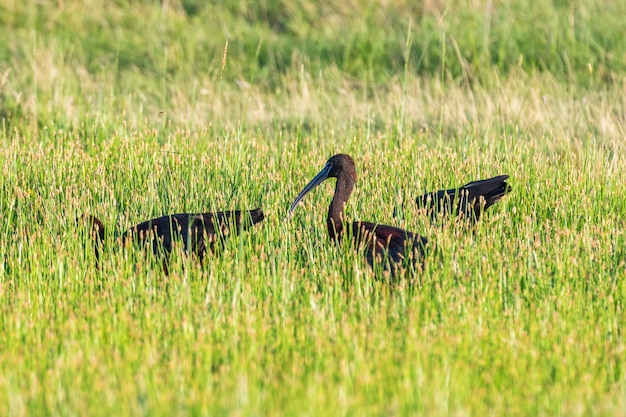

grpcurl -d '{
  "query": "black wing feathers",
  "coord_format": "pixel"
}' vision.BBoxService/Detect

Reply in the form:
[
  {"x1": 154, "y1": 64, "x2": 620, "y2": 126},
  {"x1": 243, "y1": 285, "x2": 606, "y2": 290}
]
[{"x1": 417, "y1": 175, "x2": 511, "y2": 221}]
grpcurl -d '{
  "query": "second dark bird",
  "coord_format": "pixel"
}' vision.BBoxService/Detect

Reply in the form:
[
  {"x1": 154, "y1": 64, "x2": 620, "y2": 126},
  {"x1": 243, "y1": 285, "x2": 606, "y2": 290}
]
[
  {"x1": 416, "y1": 175, "x2": 511, "y2": 222},
  {"x1": 288, "y1": 154, "x2": 428, "y2": 277},
  {"x1": 81, "y1": 208, "x2": 264, "y2": 273}
]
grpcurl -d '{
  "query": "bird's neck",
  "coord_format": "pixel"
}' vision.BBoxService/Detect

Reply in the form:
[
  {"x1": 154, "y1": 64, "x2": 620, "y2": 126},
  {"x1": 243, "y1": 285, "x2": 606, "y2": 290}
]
[{"x1": 327, "y1": 175, "x2": 354, "y2": 241}]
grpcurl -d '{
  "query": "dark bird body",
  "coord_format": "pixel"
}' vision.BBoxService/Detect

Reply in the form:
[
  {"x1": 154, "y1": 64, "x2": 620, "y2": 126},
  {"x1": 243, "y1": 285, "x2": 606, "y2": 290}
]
[
  {"x1": 288, "y1": 154, "x2": 428, "y2": 277},
  {"x1": 417, "y1": 175, "x2": 511, "y2": 222},
  {"x1": 81, "y1": 209, "x2": 264, "y2": 272}
]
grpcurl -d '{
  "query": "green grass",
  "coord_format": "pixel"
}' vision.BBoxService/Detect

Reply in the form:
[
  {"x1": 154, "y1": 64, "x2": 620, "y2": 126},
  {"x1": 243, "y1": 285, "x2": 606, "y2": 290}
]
[{"x1": 1, "y1": 0, "x2": 626, "y2": 415}]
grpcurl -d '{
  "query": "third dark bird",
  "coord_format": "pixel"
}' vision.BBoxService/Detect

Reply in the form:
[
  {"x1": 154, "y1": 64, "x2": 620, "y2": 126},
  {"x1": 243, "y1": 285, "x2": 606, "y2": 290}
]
[{"x1": 416, "y1": 175, "x2": 511, "y2": 222}]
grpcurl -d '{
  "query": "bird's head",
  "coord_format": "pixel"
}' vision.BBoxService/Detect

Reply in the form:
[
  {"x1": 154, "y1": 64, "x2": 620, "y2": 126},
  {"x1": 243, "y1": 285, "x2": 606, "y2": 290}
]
[{"x1": 287, "y1": 153, "x2": 357, "y2": 218}]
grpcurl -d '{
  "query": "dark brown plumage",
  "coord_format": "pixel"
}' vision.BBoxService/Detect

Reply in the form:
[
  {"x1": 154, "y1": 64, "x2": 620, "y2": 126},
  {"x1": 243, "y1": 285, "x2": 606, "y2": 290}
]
[
  {"x1": 416, "y1": 175, "x2": 511, "y2": 222},
  {"x1": 80, "y1": 209, "x2": 264, "y2": 272},
  {"x1": 288, "y1": 154, "x2": 428, "y2": 277}
]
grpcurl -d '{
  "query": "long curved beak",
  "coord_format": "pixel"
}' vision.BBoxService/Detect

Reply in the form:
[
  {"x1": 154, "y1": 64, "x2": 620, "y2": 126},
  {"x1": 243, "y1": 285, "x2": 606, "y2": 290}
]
[{"x1": 287, "y1": 163, "x2": 332, "y2": 218}]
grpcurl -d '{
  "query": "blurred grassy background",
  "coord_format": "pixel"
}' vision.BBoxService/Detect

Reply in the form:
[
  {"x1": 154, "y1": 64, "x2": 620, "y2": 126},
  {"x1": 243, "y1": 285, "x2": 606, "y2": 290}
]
[{"x1": 0, "y1": 0, "x2": 623, "y2": 131}]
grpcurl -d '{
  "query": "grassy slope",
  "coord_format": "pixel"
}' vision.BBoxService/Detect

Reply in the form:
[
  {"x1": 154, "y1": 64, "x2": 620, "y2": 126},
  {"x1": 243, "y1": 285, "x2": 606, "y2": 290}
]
[{"x1": 0, "y1": 0, "x2": 625, "y2": 415}]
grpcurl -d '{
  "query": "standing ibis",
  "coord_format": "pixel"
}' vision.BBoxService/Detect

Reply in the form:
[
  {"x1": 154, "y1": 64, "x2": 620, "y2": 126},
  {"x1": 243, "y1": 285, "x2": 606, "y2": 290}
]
[
  {"x1": 416, "y1": 175, "x2": 511, "y2": 222},
  {"x1": 288, "y1": 154, "x2": 428, "y2": 277},
  {"x1": 81, "y1": 208, "x2": 264, "y2": 273}
]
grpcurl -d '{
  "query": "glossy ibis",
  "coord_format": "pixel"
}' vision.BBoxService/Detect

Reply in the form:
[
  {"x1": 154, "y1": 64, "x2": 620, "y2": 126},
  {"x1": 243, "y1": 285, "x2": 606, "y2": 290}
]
[
  {"x1": 81, "y1": 209, "x2": 264, "y2": 272},
  {"x1": 288, "y1": 154, "x2": 428, "y2": 277},
  {"x1": 417, "y1": 175, "x2": 511, "y2": 222}
]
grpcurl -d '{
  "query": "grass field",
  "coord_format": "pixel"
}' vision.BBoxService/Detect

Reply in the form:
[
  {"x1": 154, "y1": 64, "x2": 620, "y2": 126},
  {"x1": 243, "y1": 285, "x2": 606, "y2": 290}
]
[{"x1": 1, "y1": 0, "x2": 626, "y2": 415}]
